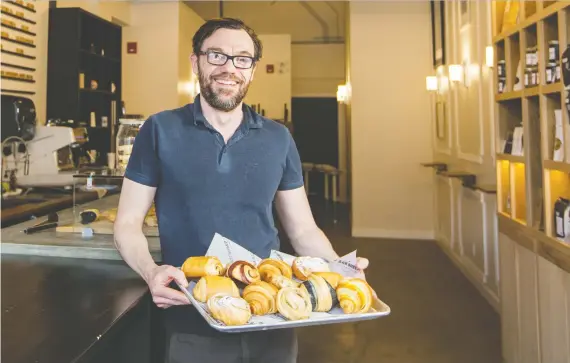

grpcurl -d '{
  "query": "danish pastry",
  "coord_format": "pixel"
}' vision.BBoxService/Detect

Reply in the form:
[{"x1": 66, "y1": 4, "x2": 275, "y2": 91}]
[
  {"x1": 242, "y1": 281, "x2": 279, "y2": 315},
  {"x1": 276, "y1": 286, "x2": 312, "y2": 321},
  {"x1": 336, "y1": 278, "x2": 374, "y2": 314},
  {"x1": 292, "y1": 256, "x2": 330, "y2": 281},
  {"x1": 226, "y1": 260, "x2": 261, "y2": 284},
  {"x1": 258, "y1": 258, "x2": 293, "y2": 281},
  {"x1": 182, "y1": 256, "x2": 224, "y2": 278},
  {"x1": 313, "y1": 271, "x2": 343, "y2": 289},
  {"x1": 192, "y1": 275, "x2": 240, "y2": 303},
  {"x1": 267, "y1": 274, "x2": 299, "y2": 289},
  {"x1": 301, "y1": 274, "x2": 338, "y2": 312},
  {"x1": 207, "y1": 294, "x2": 252, "y2": 326}
]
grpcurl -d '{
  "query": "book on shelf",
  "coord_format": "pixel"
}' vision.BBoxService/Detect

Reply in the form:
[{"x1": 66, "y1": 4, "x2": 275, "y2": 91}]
[{"x1": 554, "y1": 109, "x2": 564, "y2": 162}]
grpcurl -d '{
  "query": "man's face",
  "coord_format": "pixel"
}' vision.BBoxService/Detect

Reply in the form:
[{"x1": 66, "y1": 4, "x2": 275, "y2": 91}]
[{"x1": 192, "y1": 28, "x2": 257, "y2": 112}]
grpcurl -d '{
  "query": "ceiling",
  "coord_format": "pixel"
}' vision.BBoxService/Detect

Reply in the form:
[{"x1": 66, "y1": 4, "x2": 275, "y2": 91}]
[{"x1": 183, "y1": 1, "x2": 346, "y2": 43}]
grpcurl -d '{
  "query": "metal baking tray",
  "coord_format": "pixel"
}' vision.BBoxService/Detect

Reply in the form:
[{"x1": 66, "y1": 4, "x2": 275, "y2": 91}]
[{"x1": 177, "y1": 280, "x2": 391, "y2": 333}]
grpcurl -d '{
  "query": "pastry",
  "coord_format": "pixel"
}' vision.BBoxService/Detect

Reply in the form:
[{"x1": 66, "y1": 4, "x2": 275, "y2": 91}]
[
  {"x1": 207, "y1": 294, "x2": 252, "y2": 326},
  {"x1": 291, "y1": 256, "x2": 330, "y2": 281},
  {"x1": 182, "y1": 256, "x2": 224, "y2": 278},
  {"x1": 313, "y1": 271, "x2": 343, "y2": 289},
  {"x1": 267, "y1": 274, "x2": 299, "y2": 289},
  {"x1": 258, "y1": 259, "x2": 293, "y2": 281},
  {"x1": 242, "y1": 281, "x2": 279, "y2": 315},
  {"x1": 192, "y1": 276, "x2": 240, "y2": 303},
  {"x1": 226, "y1": 260, "x2": 261, "y2": 284},
  {"x1": 276, "y1": 286, "x2": 312, "y2": 321},
  {"x1": 336, "y1": 278, "x2": 373, "y2": 314},
  {"x1": 300, "y1": 274, "x2": 338, "y2": 312}
]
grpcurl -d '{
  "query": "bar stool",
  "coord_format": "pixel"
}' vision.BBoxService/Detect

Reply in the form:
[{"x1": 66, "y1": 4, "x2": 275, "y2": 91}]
[
  {"x1": 301, "y1": 162, "x2": 315, "y2": 195},
  {"x1": 314, "y1": 164, "x2": 339, "y2": 202}
]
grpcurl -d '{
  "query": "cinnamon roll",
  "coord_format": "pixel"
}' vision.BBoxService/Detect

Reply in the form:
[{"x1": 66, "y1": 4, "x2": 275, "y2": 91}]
[
  {"x1": 242, "y1": 281, "x2": 279, "y2": 315},
  {"x1": 300, "y1": 274, "x2": 338, "y2": 312},
  {"x1": 313, "y1": 271, "x2": 343, "y2": 289},
  {"x1": 336, "y1": 278, "x2": 374, "y2": 314},
  {"x1": 207, "y1": 294, "x2": 252, "y2": 326},
  {"x1": 258, "y1": 258, "x2": 293, "y2": 281},
  {"x1": 291, "y1": 256, "x2": 330, "y2": 281},
  {"x1": 192, "y1": 276, "x2": 240, "y2": 303},
  {"x1": 267, "y1": 274, "x2": 299, "y2": 289},
  {"x1": 226, "y1": 260, "x2": 261, "y2": 285},
  {"x1": 276, "y1": 286, "x2": 312, "y2": 321},
  {"x1": 181, "y1": 256, "x2": 224, "y2": 278}
]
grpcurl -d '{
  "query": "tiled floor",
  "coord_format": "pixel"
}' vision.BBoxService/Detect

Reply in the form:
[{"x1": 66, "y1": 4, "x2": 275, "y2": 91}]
[{"x1": 284, "y1": 198, "x2": 502, "y2": 363}]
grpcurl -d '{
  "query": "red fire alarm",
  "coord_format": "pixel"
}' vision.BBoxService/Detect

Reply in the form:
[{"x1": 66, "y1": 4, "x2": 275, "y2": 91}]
[
  {"x1": 127, "y1": 42, "x2": 137, "y2": 54},
  {"x1": 266, "y1": 64, "x2": 274, "y2": 73}
]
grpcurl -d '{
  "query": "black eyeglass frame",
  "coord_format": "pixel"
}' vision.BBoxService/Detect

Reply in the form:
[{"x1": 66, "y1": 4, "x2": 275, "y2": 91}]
[{"x1": 198, "y1": 50, "x2": 258, "y2": 69}]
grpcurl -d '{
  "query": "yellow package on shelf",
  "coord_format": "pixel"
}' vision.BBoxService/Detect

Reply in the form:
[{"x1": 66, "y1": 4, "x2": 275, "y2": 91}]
[{"x1": 502, "y1": 0, "x2": 520, "y2": 33}]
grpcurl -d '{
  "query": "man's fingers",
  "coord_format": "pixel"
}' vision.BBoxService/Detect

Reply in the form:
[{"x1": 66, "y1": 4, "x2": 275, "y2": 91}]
[
  {"x1": 167, "y1": 266, "x2": 189, "y2": 288},
  {"x1": 155, "y1": 286, "x2": 190, "y2": 304}
]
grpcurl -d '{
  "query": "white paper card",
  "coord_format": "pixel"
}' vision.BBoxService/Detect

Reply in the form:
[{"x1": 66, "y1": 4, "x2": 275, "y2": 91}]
[{"x1": 205, "y1": 233, "x2": 262, "y2": 266}]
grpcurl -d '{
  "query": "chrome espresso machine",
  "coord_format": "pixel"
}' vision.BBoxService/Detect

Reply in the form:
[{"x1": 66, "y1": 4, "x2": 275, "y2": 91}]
[{"x1": 1, "y1": 95, "x2": 88, "y2": 188}]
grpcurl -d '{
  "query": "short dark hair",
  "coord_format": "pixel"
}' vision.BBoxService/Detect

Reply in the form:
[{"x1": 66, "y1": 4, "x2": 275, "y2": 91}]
[{"x1": 192, "y1": 18, "x2": 263, "y2": 61}]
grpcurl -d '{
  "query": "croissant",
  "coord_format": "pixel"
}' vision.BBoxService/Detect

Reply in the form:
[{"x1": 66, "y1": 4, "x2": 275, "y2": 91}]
[
  {"x1": 276, "y1": 287, "x2": 312, "y2": 321},
  {"x1": 242, "y1": 281, "x2": 279, "y2": 315},
  {"x1": 181, "y1": 256, "x2": 224, "y2": 278},
  {"x1": 267, "y1": 274, "x2": 299, "y2": 289},
  {"x1": 291, "y1": 256, "x2": 330, "y2": 281},
  {"x1": 192, "y1": 276, "x2": 240, "y2": 303},
  {"x1": 207, "y1": 294, "x2": 252, "y2": 326},
  {"x1": 301, "y1": 274, "x2": 338, "y2": 312},
  {"x1": 313, "y1": 272, "x2": 343, "y2": 289},
  {"x1": 336, "y1": 278, "x2": 374, "y2": 314},
  {"x1": 258, "y1": 259, "x2": 293, "y2": 281},
  {"x1": 226, "y1": 260, "x2": 261, "y2": 284}
]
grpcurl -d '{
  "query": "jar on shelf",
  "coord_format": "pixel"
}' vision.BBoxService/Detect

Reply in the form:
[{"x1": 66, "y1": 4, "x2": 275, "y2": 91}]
[
  {"x1": 116, "y1": 119, "x2": 145, "y2": 172},
  {"x1": 548, "y1": 40, "x2": 559, "y2": 63}
]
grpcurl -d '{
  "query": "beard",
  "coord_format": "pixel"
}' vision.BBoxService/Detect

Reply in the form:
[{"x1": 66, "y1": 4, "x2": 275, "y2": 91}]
[{"x1": 198, "y1": 63, "x2": 250, "y2": 112}]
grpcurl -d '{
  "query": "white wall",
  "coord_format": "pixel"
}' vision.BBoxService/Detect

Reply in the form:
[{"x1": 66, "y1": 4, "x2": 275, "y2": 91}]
[
  {"x1": 178, "y1": 3, "x2": 204, "y2": 106},
  {"x1": 348, "y1": 1, "x2": 435, "y2": 239},
  {"x1": 292, "y1": 43, "x2": 345, "y2": 97},
  {"x1": 244, "y1": 34, "x2": 291, "y2": 121},
  {"x1": 1, "y1": 1, "x2": 49, "y2": 123}
]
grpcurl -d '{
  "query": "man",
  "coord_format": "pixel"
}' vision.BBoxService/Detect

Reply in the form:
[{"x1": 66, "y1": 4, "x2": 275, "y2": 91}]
[{"x1": 114, "y1": 18, "x2": 369, "y2": 363}]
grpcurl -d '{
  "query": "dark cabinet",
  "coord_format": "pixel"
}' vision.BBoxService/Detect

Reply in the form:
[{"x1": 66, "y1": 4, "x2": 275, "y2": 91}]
[{"x1": 46, "y1": 7, "x2": 122, "y2": 164}]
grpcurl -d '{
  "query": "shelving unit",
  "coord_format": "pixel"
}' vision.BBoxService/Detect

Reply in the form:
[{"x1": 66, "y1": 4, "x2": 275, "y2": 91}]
[
  {"x1": 494, "y1": 1, "x2": 570, "y2": 246},
  {"x1": 46, "y1": 7, "x2": 122, "y2": 166}
]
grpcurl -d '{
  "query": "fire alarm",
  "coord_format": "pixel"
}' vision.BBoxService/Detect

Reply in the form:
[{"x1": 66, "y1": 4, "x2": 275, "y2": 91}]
[
  {"x1": 127, "y1": 42, "x2": 137, "y2": 54},
  {"x1": 266, "y1": 64, "x2": 274, "y2": 73}
]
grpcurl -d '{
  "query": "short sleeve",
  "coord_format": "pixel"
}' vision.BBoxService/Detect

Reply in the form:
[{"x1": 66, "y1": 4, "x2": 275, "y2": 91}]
[
  {"x1": 124, "y1": 116, "x2": 160, "y2": 187},
  {"x1": 278, "y1": 130, "x2": 304, "y2": 191}
]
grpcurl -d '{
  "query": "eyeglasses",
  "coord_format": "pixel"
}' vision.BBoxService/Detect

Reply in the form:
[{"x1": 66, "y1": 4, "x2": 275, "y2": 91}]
[{"x1": 199, "y1": 50, "x2": 256, "y2": 69}]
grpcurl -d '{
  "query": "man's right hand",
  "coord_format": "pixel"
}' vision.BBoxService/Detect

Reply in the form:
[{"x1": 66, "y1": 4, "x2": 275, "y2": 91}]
[{"x1": 145, "y1": 264, "x2": 191, "y2": 309}]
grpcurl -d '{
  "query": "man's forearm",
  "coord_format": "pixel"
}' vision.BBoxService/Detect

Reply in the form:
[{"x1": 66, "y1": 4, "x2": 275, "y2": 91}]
[
  {"x1": 114, "y1": 225, "x2": 157, "y2": 283},
  {"x1": 289, "y1": 226, "x2": 340, "y2": 262}
]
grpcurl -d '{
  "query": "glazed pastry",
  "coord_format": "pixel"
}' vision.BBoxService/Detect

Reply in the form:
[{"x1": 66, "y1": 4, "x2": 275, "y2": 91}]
[
  {"x1": 292, "y1": 256, "x2": 330, "y2": 281},
  {"x1": 207, "y1": 294, "x2": 252, "y2": 326},
  {"x1": 192, "y1": 276, "x2": 240, "y2": 303},
  {"x1": 276, "y1": 286, "x2": 312, "y2": 321},
  {"x1": 267, "y1": 275, "x2": 299, "y2": 289},
  {"x1": 336, "y1": 278, "x2": 373, "y2": 314},
  {"x1": 226, "y1": 260, "x2": 261, "y2": 284},
  {"x1": 182, "y1": 256, "x2": 224, "y2": 278},
  {"x1": 258, "y1": 259, "x2": 293, "y2": 281},
  {"x1": 242, "y1": 281, "x2": 279, "y2": 315},
  {"x1": 313, "y1": 272, "x2": 343, "y2": 289},
  {"x1": 301, "y1": 274, "x2": 338, "y2": 312}
]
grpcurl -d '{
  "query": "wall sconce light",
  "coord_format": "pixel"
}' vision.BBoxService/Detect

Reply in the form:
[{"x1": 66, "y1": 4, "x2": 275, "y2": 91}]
[
  {"x1": 337, "y1": 84, "x2": 348, "y2": 103},
  {"x1": 485, "y1": 46, "x2": 494, "y2": 68},
  {"x1": 449, "y1": 64, "x2": 464, "y2": 83},
  {"x1": 426, "y1": 76, "x2": 438, "y2": 91}
]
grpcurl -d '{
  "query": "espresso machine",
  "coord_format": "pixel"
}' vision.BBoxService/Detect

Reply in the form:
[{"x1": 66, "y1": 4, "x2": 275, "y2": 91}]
[{"x1": 1, "y1": 95, "x2": 88, "y2": 188}]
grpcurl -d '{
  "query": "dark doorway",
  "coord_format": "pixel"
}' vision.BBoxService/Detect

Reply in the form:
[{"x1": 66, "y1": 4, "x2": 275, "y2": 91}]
[{"x1": 291, "y1": 97, "x2": 338, "y2": 197}]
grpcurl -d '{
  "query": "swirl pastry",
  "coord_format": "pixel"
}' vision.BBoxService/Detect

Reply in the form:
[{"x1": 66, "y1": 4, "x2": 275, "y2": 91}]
[
  {"x1": 301, "y1": 274, "x2": 338, "y2": 312},
  {"x1": 313, "y1": 272, "x2": 343, "y2": 289},
  {"x1": 207, "y1": 294, "x2": 252, "y2": 326},
  {"x1": 267, "y1": 274, "x2": 299, "y2": 289},
  {"x1": 292, "y1": 256, "x2": 330, "y2": 281},
  {"x1": 242, "y1": 281, "x2": 279, "y2": 315},
  {"x1": 336, "y1": 278, "x2": 373, "y2": 314},
  {"x1": 258, "y1": 259, "x2": 293, "y2": 281},
  {"x1": 192, "y1": 276, "x2": 240, "y2": 303},
  {"x1": 226, "y1": 260, "x2": 261, "y2": 284},
  {"x1": 276, "y1": 287, "x2": 312, "y2": 321},
  {"x1": 181, "y1": 256, "x2": 224, "y2": 278}
]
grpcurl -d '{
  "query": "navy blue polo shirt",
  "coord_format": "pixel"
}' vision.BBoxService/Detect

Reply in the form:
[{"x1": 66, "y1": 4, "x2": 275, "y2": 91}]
[{"x1": 124, "y1": 94, "x2": 304, "y2": 267}]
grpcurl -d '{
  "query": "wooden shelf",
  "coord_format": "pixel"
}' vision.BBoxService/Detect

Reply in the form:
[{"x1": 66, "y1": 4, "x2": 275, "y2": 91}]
[
  {"x1": 523, "y1": 87, "x2": 540, "y2": 97},
  {"x1": 543, "y1": 160, "x2": 570, "y2": 173},
  {"x1": 1, "y1": 36, "x2": 35, "y2": 48},
  {"x1": 497, "y1": 153, "x2": 525, "y2": 163},
  {"x1": 5, "y1": 1, "x2": 36, "y2": 13},
  {"x1": 1, "y1": 75, "x2": 34, "y2": 83},
  {"x1": 1, "y1": 49, "x2": 35, "y2": 59},
  {"x1": 1, "y1": 88, "x2": 34, "y2": 95},
  {"x1": 0, "y1": 10, "x2": 36, "y2": 25},
  {"x1": 541, "y1": 82, "x2": 563, "y2": 95},
  {"x1": 1, "y1": 23, "x2": 36, "y2": 36},
  {"x1": 1, "y1": 62, "x2": 35, "y2": 72},
  {"x1": 496, "y1": 90, "x2": 523, "y2": 101}
]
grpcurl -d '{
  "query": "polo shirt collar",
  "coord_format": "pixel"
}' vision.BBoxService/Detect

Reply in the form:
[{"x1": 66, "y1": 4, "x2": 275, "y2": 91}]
[{"x1": 192, "y1": 94, "x2": 263, "y2": 129}]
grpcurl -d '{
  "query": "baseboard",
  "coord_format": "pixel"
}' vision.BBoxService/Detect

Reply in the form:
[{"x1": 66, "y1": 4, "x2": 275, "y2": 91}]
[
  {"x1": 352, "y1": 228, "x2": 435, "y2": 240},
  {"x1": 436, "y1": 240, "x2": 500, "y2": 313}
]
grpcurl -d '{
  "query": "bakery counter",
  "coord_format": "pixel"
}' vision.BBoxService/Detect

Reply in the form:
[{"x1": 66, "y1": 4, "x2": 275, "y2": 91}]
[
  {"x1": 1, "y1": 254, "x2": 154, "y2": 363},
  {"x1": 1, "y1": 193, "x2": 162, "y2": 262}
]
